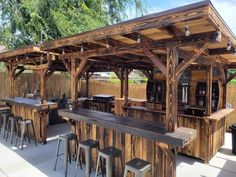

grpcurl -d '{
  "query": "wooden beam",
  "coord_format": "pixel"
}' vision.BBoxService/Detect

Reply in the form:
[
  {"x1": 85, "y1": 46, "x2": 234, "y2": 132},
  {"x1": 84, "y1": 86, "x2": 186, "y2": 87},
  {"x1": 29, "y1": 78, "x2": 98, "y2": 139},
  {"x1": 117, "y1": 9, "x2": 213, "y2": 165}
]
[
  {"x1": 61, "y1": 59, "x2": 71, "y2": 72},
  {"x1": 206, "y1": 66, "x2": 213, "y2": 116},
  {"x1": 226, "y1": 72, "x2": 236, "y2": 84},
  {"x1": 209, "y1": 47, "x2": 235, "y2": 55},
  {"x1": 71, "y1": 59, "x2": 78, "y2": 109},
  {"x1": 85, "y1": 72, "x2": 89, "y2": 97},
  {"x1": 6, "y1": 64, "x2": 17, "y2": 97},
  {"x1": 14, "y1": 68, "x2": 25, "y2": 80},
  {"x1": 166, "y1": 43, "x2": 178, "y2": 132},
  {"x1": 143, "y1": 47, "x2": 167, "y2": 76},
  {"x1": 222, "y1": 69, "x2": 227, "y2": 108},
  {"x1": 176, "y1": 43, "x2": 208, "y2": 77},
  {"x1": 124, "y1": 69, "x2": 129, "y2": 106},
  {"x1": 142, "y1": 70, "x2": 153, "y2": 80}
]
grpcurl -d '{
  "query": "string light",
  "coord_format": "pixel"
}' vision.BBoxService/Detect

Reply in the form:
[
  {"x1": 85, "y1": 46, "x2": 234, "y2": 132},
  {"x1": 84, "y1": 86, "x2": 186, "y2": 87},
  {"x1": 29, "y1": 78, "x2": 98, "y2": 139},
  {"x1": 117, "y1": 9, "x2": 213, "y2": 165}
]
[
  {"x1": 106, "y1": 39, "x2": 109, "y2": 48},
  {"x1": 234, "y1": 48, "x2": 236, "y2": 56},
  {"x1": 216, "y1": 30, "x2": 221, "y2": 42},
  {"x1": 137, "y1": 33, "x2": 141, "y2": 43},
  {"x1": 62, "y1": 49, "x2": 65, "y2": 54},
  {"x1": 184, "y1": 25, "x2": 191, "y2": 37},
  {"x1": 227, "y1": 41, "x2": 231, "y2": 51},
  {"x1": 81, "y1": 44, "x2": 84, "y2": 52}
]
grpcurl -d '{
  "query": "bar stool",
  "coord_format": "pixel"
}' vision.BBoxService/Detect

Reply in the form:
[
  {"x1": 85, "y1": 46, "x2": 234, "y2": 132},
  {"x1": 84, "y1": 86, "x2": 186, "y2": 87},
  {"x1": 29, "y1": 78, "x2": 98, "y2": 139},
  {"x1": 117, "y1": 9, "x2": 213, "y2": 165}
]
[
  {"x1": 123, "y1": 158, "x2": 151, "y2": 177},
  {"x1": 95, "y1": 146, "x2": 124, "y2": 177},
  {"x1": 75, "y1": 139, "x2": 100, "y2": 177},
  {"x1": 5, "y1": 116, "x2": 22, "y2": 144},
  {"x1": 54, "y1": 133, "x2": 77, "y2": 177},
  {"x1": 15, "y1": 119, "x2": 37, "y2": 150},
  {"x1": 0, "y1": 112, "x2": 13, "y2": 138}
]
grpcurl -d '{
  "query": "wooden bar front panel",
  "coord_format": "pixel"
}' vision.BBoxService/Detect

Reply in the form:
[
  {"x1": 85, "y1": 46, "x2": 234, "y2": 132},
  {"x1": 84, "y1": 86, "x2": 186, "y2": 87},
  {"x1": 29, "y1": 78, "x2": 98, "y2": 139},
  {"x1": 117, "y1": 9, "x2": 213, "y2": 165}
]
[
  {"x1": 11, "y1": 104, "x2": 42, "y2": 143},
  {"x1": 74, "y1": 121, "x2": 169, "y2": 177}
]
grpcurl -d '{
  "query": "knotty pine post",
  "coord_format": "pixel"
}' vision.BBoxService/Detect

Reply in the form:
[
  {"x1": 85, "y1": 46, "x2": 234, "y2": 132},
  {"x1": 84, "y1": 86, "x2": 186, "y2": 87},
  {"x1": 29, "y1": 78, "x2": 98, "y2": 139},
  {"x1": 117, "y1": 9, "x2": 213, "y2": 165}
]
[
  {"x1": 166, "y1": 43, "x2": 178, "y2": 132},
  {"x1": 39, "y1": 67, "x2": 48, "y2": 144},
  {"x1": 7, "y1": 64, "x2": 17, "y2": 98},
  {"x1": 85, "y1": 71, "x2": 89, "y2": 97},
  {"x1": 120, "y1": 68, "x2": 125, "y2": 98},
  {"x1": 206, "y1": 65, "x2": 213, "y2": 115},
  {"x1": 222, "y1": 69, "x2": 227, "y2": 108},
  {"x1": 124, "y1": 68, "x2": 129, "y2": 106},
  {"x1": 71, "y1": 59, "x2": 78, "y2": 110}
]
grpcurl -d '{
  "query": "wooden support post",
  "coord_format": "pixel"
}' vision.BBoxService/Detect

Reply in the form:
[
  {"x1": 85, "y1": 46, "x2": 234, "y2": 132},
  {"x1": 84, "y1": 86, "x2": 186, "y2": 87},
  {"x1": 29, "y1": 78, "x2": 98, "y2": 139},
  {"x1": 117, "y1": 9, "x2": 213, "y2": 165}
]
[
  {"x1": 166, "y1": 43, "x2": 178, "y2": 132},
  {"x1": 223, "y1": 69, "x2": 227, "y2": 108},
  {"x1": 71, "y1": 59, "x2": 79, "y2": 109},
  {"x1": 124, "y1": 69, "x2": 129, "y2": 106},
  {"x1": 85, "y1": 72, "x2": 89, "y2": 97},
  {"x1": 120, "y1": 69, "x2": 125, "y2": 98},
  {"x1": 6, "y1": 64, "x2": 17, "y2": 98},
  {"x1": 206, "y1": 66, "x2": 213, "y2": 115}
]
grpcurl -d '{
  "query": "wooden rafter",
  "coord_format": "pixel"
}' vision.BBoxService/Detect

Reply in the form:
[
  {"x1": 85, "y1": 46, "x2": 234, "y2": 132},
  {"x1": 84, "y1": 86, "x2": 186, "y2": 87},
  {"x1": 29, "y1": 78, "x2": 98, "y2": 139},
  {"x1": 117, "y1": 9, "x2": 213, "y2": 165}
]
[
  {"x1": 226, "y1": 72, "x2": 236, "y2": 84},
  {"x1": 61, "y1": 59, "x2": 71, "y2": 72},
  {"x1": 14, "y1": 68, "x2": 25, "y2": 80},
  {"x1": 142, "y1": 70, "x2": 153, "y2": 80},
  {"x1": 143, "y1": 47, "x2": 167, "y2": 76},
  {"x1": 175, "y1": 43, "x2": 209, "y2": 77}
]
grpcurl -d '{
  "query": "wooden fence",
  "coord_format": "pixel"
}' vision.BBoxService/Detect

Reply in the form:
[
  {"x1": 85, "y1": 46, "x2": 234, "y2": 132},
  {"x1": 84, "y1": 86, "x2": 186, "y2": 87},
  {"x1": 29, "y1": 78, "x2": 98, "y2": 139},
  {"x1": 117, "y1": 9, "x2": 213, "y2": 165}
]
[{"x1": 0, "y1": 72, "x2": 235, "y2": 129}]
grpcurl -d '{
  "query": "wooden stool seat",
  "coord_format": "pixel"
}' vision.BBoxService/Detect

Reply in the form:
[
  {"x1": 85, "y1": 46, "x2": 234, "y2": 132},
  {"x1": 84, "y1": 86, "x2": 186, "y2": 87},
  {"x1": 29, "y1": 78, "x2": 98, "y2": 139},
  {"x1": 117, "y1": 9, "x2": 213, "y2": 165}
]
[{"x1": 123, "y1": 158, "x2": 151, "y2": 177}]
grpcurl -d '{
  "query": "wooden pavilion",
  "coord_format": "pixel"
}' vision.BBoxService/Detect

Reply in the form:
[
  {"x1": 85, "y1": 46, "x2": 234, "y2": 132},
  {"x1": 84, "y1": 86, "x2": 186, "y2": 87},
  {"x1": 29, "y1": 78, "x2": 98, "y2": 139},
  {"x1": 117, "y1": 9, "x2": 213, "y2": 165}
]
[{"x1": 0, "y1": 1, "x2": 236, "y2": 176}]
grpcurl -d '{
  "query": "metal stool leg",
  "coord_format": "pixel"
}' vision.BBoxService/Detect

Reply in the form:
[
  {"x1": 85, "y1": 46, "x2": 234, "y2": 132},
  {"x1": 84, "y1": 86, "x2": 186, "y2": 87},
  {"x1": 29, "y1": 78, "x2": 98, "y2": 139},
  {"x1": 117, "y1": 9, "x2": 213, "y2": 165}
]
[
  {"x1": 30, "y1": 120, "x2": 37, "y2": 146},
  {"x1": 123, "y1": 167, "x2": 128, "y2": 177},
  {"x1": 2, "y1": 115, "x2": 7, "y2": 139},
  {"x1": 20, "y1": 121, "x2": 26, "y2": 150},
  {"x1": 10, "y1": 118, "x2": 15, "y2": 144},
  {"x1": 54, "y1": 139, "x2": 61, "y2": 171},
  {"x1": 64, "y1": 139, "x2": 69, "y2": 177},
  {"x1": 75, "y1": 145, "x2": 82, "y2": 177},
  {"x1": 5, "y1": 119, "x2": 11, "y2": 142},
  {"x1": 106, "y1": 157, "x2": 112, "y2": 177},
  {"x1": 85, "y1": 148, "x2": 91, "y2": 177},
  {"x1": 95, "y1": 154, "x2": 101, "y2": 177}
]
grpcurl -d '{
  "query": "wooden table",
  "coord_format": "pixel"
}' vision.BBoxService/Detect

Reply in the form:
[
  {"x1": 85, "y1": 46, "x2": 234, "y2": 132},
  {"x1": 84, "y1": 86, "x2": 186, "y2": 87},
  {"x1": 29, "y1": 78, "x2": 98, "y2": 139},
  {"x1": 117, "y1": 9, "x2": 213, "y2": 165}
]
[
  {"x1": 59, "y1": 108, "x2": 196, "y2": 177},
  {"x1": 1, "y1": 97, "x2": 58, "y2": 143}
]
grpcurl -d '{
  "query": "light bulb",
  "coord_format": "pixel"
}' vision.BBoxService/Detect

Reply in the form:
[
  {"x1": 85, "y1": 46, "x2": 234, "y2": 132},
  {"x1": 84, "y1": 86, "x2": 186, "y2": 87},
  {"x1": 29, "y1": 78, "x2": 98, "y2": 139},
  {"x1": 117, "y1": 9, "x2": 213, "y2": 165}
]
[
  {"x1": 227, "y1": 41, "x2": 231, "y2": 51},
  {"x1": 137, "y1": 34, "x2": 141, "y2": 43},
  {"x1": 185, "y1": 25, "x2": 190, "y2": 37},
  {"x1": 106, "y1": 39, "x2": 109, "y2": 48},
  {"x1": 81, "y1": 44, "x2": 84, "y2": 52}
]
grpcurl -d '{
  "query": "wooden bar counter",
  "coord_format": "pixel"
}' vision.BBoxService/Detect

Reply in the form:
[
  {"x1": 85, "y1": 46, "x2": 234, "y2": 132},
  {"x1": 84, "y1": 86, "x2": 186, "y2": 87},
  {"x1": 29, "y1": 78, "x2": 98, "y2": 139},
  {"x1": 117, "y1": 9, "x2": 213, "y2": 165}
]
[
  {"x1": 125, "y1": 106, "x2": 234, "y2": 162},
  {"x1": 1, "y1": 97, "x2": 58, "y2": 143},
  {"x1": 59, "y1": 108, "x2": 196, "y2": 177}
]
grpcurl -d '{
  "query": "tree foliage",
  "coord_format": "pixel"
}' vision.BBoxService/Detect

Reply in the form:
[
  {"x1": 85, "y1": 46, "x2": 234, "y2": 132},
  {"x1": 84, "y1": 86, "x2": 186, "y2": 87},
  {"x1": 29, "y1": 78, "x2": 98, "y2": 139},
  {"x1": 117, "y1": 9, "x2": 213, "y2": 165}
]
[{"x1": 0, "y1": 0, "x2": 145, "y2": 49}]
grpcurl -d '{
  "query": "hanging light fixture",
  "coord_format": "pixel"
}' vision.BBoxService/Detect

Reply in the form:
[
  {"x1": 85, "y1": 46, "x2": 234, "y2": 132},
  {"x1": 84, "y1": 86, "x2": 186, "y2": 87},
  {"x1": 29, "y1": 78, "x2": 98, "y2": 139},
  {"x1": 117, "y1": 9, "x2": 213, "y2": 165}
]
[
  {"x1": 184, "y1": 25, "x2": 191, "y2": 37},
  {"x1": 62, "y1": 49, "x2": 65, "y2": 54},
  {"x1": 216, "y1": 30, "x2": 221, "y2": 42},
  {"x1": 81, "y1": 44, "x2": 84, "y2": 52},
  {"x1": 106, "y1": 39, "x2": 109, "y2": 48},
  {"x1": 227, "y1": 41, "x2": 232, "y2": 51},
  {"x1": 137, "y1": 33, "x2": 141, "y2": 43}
]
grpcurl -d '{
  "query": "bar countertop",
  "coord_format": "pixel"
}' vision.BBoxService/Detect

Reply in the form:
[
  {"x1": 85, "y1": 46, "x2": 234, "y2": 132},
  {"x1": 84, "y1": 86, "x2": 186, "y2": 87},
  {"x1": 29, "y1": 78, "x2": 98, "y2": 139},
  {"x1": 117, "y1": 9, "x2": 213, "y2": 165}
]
[
  {"x1": 59, "y1": 108, "x2": 196, "y2": 147},
  {"x1": 1, "y1": 97, "x2": 58, "y2": 110}
]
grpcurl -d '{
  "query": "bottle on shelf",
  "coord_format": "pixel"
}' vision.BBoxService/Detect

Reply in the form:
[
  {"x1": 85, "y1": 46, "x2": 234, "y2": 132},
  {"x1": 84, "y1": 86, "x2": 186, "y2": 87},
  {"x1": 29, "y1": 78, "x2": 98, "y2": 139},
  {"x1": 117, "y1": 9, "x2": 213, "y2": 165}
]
[
  {"x1": 202, "y1": 86, "x2": 206, "y2": 95},
  {"x1": 199, "y1": 86, "x2": 202, "y2": 95}
]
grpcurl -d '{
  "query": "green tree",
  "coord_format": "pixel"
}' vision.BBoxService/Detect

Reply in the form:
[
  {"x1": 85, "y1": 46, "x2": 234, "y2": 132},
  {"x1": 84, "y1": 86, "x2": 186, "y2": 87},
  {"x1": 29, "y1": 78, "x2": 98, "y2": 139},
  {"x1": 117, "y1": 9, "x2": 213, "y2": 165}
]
[{"x1": 0, "y1": 0, "x2": 145, "y2": 49}]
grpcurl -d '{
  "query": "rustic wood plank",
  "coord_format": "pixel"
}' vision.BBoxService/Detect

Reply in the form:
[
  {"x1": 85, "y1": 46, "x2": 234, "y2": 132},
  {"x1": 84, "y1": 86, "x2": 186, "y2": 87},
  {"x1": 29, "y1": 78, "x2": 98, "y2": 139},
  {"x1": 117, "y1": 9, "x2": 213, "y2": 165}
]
[{"x1": 59, "y1": 108, "x2": 196, "y2": 147}]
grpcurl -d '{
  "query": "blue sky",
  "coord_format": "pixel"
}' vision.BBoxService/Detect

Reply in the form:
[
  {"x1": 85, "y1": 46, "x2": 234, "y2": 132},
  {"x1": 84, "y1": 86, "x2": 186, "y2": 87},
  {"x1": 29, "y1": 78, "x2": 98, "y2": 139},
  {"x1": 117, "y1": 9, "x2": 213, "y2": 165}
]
[{"x1": 142, "y1": 0, "x2": 236, "y2": 35}]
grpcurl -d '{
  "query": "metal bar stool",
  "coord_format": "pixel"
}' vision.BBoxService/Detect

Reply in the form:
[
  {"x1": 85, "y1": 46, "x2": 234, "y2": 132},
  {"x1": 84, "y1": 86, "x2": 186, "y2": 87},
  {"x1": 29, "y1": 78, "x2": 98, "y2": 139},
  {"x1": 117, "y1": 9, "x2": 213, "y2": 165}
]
[
  {"x1": 95, "y1": 146, "x2": 124, "y2": 177},
  {"x1": 75, "y1": 139, "x2": 100, "y2": 177},
  {"x1": 54, "y1": 132, "x2": 77, "y2": 177},
  {"x1": 5, "y1": 116, "x2": 22, "y2": 144},
  {"x1": 0, "y1": 112, "x2": 13, "y2": 138},
  {"x1": 123, "y1": 158, "x2": 151, "y2": 177},
  {"x1": 15, "y1": 119, "x2": 37, "y2": 150}
]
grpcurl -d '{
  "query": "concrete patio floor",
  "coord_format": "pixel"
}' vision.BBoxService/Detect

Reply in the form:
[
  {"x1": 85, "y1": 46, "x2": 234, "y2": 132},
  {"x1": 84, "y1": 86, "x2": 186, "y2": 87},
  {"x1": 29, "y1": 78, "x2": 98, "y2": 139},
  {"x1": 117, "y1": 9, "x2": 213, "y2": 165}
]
[{"x1": 0, "y1": 123, "x2": 236, "y2": 177}]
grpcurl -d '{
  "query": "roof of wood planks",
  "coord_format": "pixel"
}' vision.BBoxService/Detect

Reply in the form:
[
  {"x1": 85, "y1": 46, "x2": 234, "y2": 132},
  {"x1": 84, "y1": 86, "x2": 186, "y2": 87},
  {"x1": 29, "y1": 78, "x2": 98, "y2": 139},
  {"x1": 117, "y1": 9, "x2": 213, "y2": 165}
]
[{"x1": 0, "y1": 0, "x2": 236, "y2": 71}]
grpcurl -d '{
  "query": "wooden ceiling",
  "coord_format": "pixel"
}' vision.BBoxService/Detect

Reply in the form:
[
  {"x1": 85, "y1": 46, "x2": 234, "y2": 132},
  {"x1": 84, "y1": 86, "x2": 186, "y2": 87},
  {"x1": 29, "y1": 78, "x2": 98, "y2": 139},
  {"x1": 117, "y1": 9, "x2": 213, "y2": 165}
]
[{"x1": 0, "y1": 0, "x2": 236, "y2": 72}]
